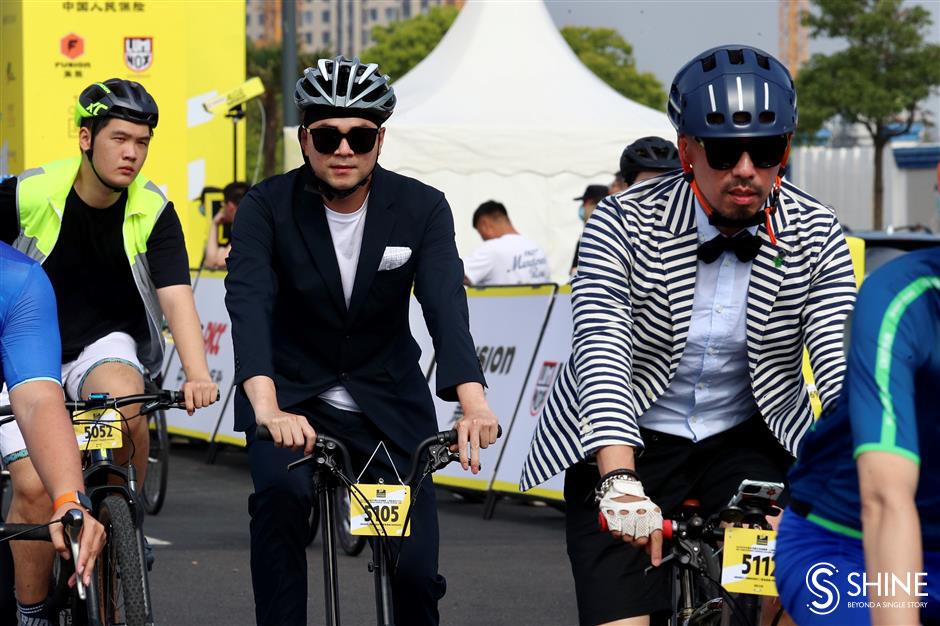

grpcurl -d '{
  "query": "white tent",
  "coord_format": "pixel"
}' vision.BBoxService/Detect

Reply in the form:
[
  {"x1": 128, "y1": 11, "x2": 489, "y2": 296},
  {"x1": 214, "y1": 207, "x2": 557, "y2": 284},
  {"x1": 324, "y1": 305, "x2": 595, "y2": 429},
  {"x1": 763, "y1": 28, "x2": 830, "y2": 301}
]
[{"x1": 286, "y1": 0, "x2": 674, "y2": 282}]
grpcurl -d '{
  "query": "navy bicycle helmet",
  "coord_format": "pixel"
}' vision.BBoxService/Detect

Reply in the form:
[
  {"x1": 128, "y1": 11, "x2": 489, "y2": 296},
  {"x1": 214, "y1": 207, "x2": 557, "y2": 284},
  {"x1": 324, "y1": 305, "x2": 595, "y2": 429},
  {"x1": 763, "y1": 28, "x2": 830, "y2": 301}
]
[{"x1": 667, "y1": 45, "x2": 796, "y2": 139}]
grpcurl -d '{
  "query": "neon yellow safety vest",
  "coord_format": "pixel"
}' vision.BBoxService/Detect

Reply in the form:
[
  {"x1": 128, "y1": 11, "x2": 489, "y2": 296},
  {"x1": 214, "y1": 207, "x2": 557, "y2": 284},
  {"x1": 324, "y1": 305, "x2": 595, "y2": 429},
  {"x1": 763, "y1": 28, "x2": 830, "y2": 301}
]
[{"x1": 14, "y1": 156, "x2": 168, "y2": 375}]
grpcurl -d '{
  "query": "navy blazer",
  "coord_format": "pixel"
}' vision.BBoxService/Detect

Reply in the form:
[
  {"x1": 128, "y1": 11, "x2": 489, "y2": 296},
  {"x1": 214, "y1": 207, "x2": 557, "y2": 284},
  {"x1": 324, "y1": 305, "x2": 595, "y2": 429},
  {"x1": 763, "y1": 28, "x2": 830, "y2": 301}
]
[{"x1": 225, "y1": 164, "x2": 485, "y2": 452}]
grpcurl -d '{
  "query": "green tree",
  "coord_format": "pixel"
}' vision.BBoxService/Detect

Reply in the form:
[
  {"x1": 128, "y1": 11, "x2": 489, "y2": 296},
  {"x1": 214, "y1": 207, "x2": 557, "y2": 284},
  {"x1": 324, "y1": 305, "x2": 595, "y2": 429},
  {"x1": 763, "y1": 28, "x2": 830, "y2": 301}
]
[
  {"x1": 246, "y1": 40, "x2": 327, "y2": 180},
  {"x1": 560, "y1": 26, "x2": 665, "y2": 111},
  {"x1": 360, "y1": 8, "x2": 664, "y2": 112},
  {"x1": 796, "y1": 0, "x2": 940, "y2": 229},
  {"x1": 359, "y1": 5, "x2": 459, "y2": 80}
]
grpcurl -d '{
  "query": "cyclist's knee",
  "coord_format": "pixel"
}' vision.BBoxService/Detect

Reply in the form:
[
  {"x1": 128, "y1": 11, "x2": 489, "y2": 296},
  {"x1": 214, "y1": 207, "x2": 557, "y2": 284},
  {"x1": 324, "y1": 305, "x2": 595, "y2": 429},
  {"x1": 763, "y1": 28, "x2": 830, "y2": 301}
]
[
  {"x1": 8, "y1": 459, "x2": 52, "y2": 520},
  {"x1": 80, "y1": 360, "x2": 145, "y2": 398}
]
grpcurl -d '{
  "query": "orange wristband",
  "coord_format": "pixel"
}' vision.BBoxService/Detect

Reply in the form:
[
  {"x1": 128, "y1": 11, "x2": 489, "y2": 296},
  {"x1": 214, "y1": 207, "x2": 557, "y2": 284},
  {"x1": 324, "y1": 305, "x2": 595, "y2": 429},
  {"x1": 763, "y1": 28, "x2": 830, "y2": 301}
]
[{"x1": 53, "y1": 491, "x2": 92, "y2": 512}]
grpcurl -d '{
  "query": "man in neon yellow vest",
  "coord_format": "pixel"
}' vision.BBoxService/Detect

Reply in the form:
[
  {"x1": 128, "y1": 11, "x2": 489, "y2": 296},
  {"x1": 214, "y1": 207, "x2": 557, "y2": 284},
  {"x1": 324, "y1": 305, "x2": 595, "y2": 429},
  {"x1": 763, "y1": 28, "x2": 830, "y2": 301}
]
[{"x1": 0, "y1": 78, "x2": 218, "y2": 624}]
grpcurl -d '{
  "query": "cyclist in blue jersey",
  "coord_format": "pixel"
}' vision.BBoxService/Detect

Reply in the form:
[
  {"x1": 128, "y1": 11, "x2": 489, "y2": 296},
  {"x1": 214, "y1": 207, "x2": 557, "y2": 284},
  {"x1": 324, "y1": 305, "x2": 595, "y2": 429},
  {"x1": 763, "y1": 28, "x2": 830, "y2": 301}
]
[
  {"x1": 776, "y1": 246, "x2": 940, "y2": 626},
  {"x1": 0, "y1": 242, "x2": 106, "y2": 622}
]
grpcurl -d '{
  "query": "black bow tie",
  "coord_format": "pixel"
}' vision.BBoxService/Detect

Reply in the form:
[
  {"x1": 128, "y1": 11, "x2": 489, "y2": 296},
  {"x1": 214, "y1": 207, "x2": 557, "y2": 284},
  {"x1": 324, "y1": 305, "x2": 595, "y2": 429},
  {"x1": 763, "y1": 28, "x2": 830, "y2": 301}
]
[{"x1": 697, "y1": 232, "x2": 762, "y2": 264}]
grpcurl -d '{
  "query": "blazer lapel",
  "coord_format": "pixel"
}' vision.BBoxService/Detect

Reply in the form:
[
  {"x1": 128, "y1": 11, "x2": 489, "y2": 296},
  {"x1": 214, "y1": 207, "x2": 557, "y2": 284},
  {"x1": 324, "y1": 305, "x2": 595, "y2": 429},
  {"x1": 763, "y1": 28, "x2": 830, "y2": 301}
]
[
  {"x1": 661, "y1": 182, "x2": 699, "y2": 363},
  {"x1": 293, "y1": 177, "x2": 348, "y2": 316},
  {"x1": 346, "y1": 167, "x2": 397, "y2": 322},
  {"x1": 746, "y1": 193, "x2": 794, "y2": 357}
]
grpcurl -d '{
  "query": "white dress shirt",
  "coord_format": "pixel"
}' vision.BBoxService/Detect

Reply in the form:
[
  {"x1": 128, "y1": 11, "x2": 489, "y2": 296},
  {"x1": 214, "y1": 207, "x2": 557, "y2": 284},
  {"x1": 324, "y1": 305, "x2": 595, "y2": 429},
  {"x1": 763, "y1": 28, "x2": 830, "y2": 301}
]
[{"x1": 639, "y1": 201, "x2": 758, "y2": 440}]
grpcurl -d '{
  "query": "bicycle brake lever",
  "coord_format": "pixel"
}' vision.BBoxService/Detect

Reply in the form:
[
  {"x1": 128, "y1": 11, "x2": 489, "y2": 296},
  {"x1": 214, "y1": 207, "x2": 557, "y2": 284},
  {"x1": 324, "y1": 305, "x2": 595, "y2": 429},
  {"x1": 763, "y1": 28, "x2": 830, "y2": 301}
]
[
  {"x1": 644, "y1": 552, "x2": 675, "y2": 575},
  {"x1": 61, "y1": 509, "x2": 86, "y2": 601}
]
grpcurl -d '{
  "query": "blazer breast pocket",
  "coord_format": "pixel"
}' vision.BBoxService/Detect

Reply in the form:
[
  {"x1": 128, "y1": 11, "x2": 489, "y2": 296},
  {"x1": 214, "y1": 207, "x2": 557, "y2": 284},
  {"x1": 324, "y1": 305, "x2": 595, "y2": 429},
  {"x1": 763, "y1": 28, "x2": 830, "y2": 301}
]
[{"x1": 378, "y1": 246, "x2": 412, "y2": 272}]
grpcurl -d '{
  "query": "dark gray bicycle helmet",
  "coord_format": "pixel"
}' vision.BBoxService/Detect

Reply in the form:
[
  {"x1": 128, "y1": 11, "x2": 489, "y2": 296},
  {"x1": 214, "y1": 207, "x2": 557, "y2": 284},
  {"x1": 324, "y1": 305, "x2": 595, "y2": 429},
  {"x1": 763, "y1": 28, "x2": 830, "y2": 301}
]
[
  {"x1": 75, "y1": 78, "x2": 159, "y2": 129},
  {"x1": 620, "y1": 137, "x2": 681, "y2": 184},
  {"x1": 295, "y1": 56, "x2": 396, "y2": 125},
  {"x1": 667, "y1": 45, "x2": 796, "y2": 139}
]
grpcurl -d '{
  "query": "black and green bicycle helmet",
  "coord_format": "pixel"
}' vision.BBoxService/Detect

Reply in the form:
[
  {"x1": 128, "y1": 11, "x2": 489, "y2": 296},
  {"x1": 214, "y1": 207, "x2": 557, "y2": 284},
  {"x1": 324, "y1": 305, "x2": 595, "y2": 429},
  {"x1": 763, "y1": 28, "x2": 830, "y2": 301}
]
[{"x1": 75, "y1": 78, "x2": 159, "y2": 129}]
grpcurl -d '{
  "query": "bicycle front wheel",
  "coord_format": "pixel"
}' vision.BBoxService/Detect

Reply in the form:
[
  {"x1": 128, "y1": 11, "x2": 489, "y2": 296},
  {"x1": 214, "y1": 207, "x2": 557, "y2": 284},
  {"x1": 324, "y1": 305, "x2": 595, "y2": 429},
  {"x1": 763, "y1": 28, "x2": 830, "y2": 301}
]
[
  {"x1": 140, "y1": 410, "x2": 169, "y2": 515},
  {"x1": 93, "y1": 495, "x2": 148, "y2": 626}
]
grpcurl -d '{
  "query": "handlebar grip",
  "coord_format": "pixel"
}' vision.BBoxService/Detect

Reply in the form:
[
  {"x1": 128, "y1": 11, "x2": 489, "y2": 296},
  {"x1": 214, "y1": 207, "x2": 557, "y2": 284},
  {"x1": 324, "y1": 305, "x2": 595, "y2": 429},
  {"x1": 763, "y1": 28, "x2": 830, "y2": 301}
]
[
  {"x1": 0, "y1": 524, "x2": 51, "y2": 540},
  {"x1": 256, "y1": 425, "x2": 272, "y2": 441},
  {"x1": 439, "y1": 424, "x2": 504, "y2": 446},
  {"x1": 662, "y1": 519, "x2": 674, "y2": 541},
  {"x1": 169, "y1": 390, "x2": 185, "y2": 404}
]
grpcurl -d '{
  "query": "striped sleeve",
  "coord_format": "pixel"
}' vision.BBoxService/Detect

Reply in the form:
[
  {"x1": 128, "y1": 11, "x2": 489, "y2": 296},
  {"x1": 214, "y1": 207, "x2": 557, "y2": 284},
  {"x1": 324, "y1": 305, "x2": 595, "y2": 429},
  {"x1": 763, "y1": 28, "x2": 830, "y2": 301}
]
[
  {"x1": 801, "y1": 213, "x2": 856, "y2": 413},
  {"x1": 572, "y1": 199, "x2": 644, "y2": 454}
]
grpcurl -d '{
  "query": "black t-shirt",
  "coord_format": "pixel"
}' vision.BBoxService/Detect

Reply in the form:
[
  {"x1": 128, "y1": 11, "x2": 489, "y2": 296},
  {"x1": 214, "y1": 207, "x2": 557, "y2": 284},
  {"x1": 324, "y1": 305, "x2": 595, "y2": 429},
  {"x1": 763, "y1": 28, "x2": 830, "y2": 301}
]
[{"x1": 0, "y1": 177, "x2": 190, "y2": 362}]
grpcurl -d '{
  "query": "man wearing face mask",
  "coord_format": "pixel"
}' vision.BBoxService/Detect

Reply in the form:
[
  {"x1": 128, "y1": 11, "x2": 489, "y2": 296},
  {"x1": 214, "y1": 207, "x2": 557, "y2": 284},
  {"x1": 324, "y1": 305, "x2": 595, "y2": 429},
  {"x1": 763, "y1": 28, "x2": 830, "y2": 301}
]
[
  {"x1": 523, "y1": 45, "x2": 857, "y2": 625},
  {"x1": 225, "y1": 57, "x2": 498, "y2": 626},
  {"x1": 570, "y1": 185, "x2": 609, "y2": 275}
]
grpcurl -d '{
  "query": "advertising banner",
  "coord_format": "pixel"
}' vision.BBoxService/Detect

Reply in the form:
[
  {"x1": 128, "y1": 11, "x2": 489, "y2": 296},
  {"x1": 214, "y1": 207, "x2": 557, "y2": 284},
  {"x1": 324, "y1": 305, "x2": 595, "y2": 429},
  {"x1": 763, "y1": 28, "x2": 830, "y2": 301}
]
[
  {"x1": 490, "y1": 285, "x2": 572, "y2": 501},
  {"x1": 164, "y1": 272, "x2": 234, "y2": 440},
  {"x1": 430, "y1": 284, "x2": 556, "y2": 492}
]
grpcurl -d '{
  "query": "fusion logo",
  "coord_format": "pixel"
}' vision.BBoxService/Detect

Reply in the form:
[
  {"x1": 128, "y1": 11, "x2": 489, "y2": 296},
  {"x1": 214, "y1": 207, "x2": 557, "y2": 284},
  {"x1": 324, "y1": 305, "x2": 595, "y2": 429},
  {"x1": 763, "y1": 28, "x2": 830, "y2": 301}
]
[{"x1": 806, "y1": 562, "x2": 841, "y2": 615}]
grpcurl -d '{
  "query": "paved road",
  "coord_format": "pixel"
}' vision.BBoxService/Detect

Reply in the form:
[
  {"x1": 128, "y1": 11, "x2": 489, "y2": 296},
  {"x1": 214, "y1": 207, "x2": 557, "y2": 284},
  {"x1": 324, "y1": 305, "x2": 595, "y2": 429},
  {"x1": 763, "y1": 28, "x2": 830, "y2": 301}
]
[{"x1": 145, "y1": 440, "x2": 578, "y2": 625}]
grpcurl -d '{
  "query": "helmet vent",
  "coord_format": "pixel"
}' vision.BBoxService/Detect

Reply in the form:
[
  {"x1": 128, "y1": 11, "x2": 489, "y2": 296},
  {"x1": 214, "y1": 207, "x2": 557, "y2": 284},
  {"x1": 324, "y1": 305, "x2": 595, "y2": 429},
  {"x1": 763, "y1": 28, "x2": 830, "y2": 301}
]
[
  {"x1": 701, "y1": 54, "x2": 717, "y2": 72},
  {"x1": 756, "y1": 54, "x2": 771, "y2": 70},
  {"x1": 732, "y1": 111, "x2": 751, "y2": 125},
  {"x1": 727, "y1": 49, "x2": 745, "y2": 65},
  {"x1": 759, "y1": 111, "x2": 776, "y2": 124},
  {"x1": 706, "y1": 112, "x2": 725, "y2": 125}
]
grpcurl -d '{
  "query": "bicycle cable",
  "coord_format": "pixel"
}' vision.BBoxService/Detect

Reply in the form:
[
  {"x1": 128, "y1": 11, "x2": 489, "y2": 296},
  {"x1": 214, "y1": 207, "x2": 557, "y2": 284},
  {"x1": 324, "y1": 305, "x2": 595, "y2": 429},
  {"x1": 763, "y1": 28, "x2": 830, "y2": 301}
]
[
  {"x1": 695, "y1": 568, "x2": 755, "y2": 626},
  {"x1": 0, "y1": 519, "x2": 59, "y2": 544}
]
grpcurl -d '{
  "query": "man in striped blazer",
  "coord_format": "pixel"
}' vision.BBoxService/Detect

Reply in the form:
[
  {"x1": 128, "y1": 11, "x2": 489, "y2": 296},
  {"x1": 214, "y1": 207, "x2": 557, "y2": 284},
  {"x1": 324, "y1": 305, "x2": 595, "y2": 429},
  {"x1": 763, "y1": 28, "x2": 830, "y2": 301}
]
[{"x1": 521, "y1": 45, "x2": 857, "y2": 625}]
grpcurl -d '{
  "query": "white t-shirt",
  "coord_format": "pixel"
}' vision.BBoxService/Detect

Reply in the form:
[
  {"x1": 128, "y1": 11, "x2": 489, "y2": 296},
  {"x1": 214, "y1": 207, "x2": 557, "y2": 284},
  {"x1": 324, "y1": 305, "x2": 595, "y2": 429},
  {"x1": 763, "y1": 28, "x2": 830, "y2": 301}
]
[
  {"x1": 464, "y1": 233, "x2": 551, "y2": 286},
  {"x1": 318, "y1": 196, "x2": 369, "y2": 413}
]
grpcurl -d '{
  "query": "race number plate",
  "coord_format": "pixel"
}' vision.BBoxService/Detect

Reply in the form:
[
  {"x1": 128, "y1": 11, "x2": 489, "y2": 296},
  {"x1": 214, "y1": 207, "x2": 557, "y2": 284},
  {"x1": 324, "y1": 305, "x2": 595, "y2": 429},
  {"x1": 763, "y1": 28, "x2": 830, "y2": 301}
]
[
  {"x1": 73, "y1": 409, "x2": 123, "y2": 450},
  {"x1": 349, "y1": 484, "x2": 411, "y2": 537},
  {"x1": 720, "y1": 527, "x2": 778, "y2": 596}
]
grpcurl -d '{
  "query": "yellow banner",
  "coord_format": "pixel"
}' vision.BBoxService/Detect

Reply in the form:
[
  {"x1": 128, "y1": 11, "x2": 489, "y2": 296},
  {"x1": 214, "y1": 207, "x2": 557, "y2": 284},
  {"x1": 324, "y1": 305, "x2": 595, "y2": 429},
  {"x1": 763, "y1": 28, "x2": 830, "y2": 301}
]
[{"x1": 1, "y1": 0, "x2": 246, "y2": 266}]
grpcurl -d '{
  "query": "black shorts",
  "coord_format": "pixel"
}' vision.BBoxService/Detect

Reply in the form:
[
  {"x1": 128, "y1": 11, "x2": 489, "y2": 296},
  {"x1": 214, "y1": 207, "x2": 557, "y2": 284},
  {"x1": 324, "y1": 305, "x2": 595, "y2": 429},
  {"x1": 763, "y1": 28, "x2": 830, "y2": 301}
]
[{"x1": 564, "y1": 417, "x2": 793, "y2": 626}]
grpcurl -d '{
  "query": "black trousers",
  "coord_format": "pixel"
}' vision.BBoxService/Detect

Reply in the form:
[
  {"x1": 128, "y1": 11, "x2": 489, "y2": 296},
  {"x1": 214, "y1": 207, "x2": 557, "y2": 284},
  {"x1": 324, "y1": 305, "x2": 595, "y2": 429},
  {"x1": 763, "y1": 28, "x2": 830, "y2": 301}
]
[
  {"x1": 564, "y1": 417, "x2": 794, "y2": 626},
  {"x1": 246, "y1": 399, "x2": 446, "y2": 626}
]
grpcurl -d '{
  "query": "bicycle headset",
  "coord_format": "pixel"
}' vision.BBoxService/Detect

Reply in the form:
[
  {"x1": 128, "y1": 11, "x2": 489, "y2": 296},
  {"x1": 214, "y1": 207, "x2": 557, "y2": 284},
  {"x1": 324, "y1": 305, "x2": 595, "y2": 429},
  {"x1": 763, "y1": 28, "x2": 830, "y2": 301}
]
[
  {"x1": 75, "y1": 78, "x2": 159, "y2": 193},
  {"x1": 294, "y1": 56, "x2": 397, "y2": 201},
  {"x1": 619, "y1": 137, "x2": 681, "y2": 185},
  {"x1": 667, "y1": 45, "x2": 797, "y2": 244}
]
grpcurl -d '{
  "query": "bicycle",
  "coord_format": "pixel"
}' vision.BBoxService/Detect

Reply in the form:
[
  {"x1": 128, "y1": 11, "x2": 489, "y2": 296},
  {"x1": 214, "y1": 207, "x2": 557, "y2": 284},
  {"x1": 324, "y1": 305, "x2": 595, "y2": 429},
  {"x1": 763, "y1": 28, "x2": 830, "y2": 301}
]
[
  {"x1": 257, "y1": 424, "x2": 499, "y2": 626},
  {"x1": 0, "y1": 390, "x2": 191, "y2": 626},
  {"x1": 649, "y1": 480, "x2": 785, "y2": 626}
]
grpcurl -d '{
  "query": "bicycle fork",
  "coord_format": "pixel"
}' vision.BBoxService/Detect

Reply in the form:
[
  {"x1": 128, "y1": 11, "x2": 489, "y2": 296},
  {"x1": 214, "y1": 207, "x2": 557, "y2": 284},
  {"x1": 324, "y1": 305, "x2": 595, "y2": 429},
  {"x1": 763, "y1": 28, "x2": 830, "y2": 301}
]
[
  {"x1": 371, "y1": 538, "x2": 395, "y2": 626},
  {"x1": 317, "y1": 473, "x2": 342, "y2": 626}
]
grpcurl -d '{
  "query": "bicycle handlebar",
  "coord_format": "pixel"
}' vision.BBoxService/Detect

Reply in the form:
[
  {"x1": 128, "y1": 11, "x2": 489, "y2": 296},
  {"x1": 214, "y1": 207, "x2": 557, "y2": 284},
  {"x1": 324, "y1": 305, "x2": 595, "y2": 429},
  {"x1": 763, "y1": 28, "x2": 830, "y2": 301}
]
[
  {"x1": 66, "y1": 390, "x2": 187, "y2": 411},
  {"x1": 255, "y1": 424, "x2": 501, "y2": 486}
]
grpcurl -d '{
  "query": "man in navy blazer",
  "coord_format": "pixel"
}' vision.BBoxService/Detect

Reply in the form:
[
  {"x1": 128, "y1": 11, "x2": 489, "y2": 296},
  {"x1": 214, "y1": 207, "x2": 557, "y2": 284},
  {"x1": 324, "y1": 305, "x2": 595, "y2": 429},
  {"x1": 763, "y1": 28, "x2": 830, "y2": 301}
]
[{"x1": 225, "y1": 57, "x2": 499, "y2": 626}]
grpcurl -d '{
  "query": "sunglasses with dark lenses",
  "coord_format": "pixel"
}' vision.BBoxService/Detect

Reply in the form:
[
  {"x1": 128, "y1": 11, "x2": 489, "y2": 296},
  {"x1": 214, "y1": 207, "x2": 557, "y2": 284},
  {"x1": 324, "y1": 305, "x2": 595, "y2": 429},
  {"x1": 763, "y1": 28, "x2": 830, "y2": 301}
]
[
  {"x1": 307, "y1": 126, "x2": 379, "y2": 154},
  {"x1": 695, "y1": 135, "x2": 789, "y2": 170}
]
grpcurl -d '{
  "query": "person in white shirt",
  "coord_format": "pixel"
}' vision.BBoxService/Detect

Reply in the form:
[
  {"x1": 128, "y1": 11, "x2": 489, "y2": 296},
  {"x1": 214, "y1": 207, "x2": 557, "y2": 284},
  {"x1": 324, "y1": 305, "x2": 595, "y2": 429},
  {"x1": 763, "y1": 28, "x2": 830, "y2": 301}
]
[{"x1": 464, "y1": 200, "x2": 551, "y2": 286}]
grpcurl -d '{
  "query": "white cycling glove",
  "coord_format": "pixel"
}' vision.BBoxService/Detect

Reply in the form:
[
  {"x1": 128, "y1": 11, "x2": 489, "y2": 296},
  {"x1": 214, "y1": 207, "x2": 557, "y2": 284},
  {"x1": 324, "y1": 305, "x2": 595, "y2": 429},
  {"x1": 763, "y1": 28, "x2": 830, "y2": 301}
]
[{"x1": 598, "y1": 477, "x2": 663, "y2": 539}]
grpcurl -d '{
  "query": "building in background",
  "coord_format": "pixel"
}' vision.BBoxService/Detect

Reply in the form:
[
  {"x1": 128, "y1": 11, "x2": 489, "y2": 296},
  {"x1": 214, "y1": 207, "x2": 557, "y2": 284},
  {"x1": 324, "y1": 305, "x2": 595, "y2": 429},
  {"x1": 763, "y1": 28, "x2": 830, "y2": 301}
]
[{"x1": 247, "y1": 0, "x2": 462, "y2": 56}]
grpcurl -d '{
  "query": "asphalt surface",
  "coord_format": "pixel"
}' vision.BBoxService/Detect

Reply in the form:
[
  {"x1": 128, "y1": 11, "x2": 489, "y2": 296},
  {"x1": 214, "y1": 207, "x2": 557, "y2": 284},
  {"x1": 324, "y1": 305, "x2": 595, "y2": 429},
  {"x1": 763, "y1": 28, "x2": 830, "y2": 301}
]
[{"x1": 145, "y1": 439, "x2": 578, "y2": 626}]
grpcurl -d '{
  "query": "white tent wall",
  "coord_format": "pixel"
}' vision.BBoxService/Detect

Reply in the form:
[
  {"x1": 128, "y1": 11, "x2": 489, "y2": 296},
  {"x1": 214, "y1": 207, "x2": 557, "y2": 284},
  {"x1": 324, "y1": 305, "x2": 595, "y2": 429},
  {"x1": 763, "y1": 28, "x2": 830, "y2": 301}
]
[
  {"x1": 788, "y1": 145, "x2": 900, "y2": 231},
  {"x1": 284, "y1": 0, "x2": 674, "y2": 283}
]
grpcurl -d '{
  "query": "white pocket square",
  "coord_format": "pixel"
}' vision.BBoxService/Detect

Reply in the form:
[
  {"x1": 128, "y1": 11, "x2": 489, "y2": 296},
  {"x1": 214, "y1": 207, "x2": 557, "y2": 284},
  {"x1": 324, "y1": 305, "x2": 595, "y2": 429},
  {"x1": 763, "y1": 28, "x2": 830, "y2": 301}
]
[{"x1": 378, "y1": 246, "x2": 412, "y2": 271}]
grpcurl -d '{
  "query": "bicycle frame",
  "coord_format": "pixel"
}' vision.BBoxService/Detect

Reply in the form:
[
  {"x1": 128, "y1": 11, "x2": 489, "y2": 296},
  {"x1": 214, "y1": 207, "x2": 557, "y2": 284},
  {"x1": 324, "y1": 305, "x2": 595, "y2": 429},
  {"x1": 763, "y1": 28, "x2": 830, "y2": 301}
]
[{"x1": 262, "y1": 427, "x2": 466, "y2": 626}]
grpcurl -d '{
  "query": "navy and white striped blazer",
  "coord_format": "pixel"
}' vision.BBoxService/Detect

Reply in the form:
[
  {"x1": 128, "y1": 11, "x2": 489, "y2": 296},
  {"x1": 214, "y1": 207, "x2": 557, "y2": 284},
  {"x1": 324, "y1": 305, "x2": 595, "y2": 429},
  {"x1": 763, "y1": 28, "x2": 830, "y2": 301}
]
[{"x1": 520, "y1": 172, "x2": 856, "y2": 491}]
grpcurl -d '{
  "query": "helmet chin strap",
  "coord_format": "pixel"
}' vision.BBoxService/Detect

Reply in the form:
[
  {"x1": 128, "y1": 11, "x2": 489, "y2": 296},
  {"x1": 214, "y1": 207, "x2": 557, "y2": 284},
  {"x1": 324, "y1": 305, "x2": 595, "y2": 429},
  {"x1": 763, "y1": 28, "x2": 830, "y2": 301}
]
[
  {"x1": 681, "y1": 166, "x2": 783, "y2": 247},
  {"x1": 83, "y1": 148, "x2": 128, "y2": 193},
  {"x1": 299, "y1": 143, "x2": 377, "y2": 203}
]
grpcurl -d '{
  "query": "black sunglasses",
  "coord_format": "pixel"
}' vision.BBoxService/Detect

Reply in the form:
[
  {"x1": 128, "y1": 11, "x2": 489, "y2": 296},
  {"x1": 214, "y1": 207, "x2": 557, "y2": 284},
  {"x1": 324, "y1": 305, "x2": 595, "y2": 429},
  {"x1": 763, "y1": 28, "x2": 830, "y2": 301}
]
[
  {"x1": 694, "y1": 135, "x2": 789, "y2": 170},
  {"x1": 306, "y1": 126, "x2": 379, "y2": 154}
]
